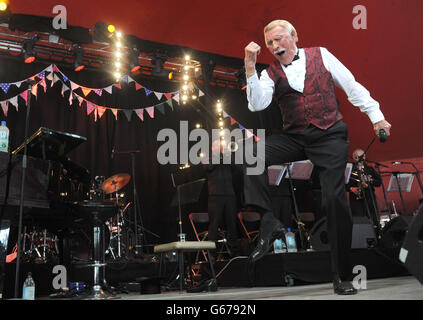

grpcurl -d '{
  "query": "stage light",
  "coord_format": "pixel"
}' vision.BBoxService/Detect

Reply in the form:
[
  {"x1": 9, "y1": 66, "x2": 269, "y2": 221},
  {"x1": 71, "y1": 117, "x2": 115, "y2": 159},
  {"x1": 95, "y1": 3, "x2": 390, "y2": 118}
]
[
  {"x1": 151, "y1": 52, "x2": 171, "y2": 78},
  {"x1": 73, "y1": 45, "x2": 85, "y2": 72},
  {"x1": 129, "y1": 47, "x2": 141, "y2": 73},
  {"x1": 201, "y1": 59, "x2": 216, "y2": 85},
  {"x1": 108, "y1": 24, "x2": 116, "y2": 33},
  {"x1": 168, "y1": 72, "x2": 173, "y2": 80},
  {"x1": 22, "y1": 37, "x2": 37, "y2": 64},
  {"x1": 195, "y1": 123, "x2": 201, "y2": 129},
  {"x1": 94, "y1": 22, "x2": 115, "y2": 42},
  {"x1": 0, "y1": 1, "x2": 8, "y2": 12}
]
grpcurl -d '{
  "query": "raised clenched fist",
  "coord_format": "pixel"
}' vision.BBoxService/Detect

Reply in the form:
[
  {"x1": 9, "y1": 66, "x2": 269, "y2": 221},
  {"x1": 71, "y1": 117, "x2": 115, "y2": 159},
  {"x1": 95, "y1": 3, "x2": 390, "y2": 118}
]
[{"x1": 244, "y1": 41, "x2": 261, "y2": 77}]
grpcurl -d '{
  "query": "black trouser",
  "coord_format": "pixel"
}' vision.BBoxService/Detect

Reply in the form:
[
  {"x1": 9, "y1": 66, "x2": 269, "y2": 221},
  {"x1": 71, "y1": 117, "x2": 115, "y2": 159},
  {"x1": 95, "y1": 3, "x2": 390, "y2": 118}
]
[
  {"x1": 244, "y1": 120, "x2": 353, "y2": 280},
  {"x1": 207, "y1": 195, "x2": 239, "y2": 254}
]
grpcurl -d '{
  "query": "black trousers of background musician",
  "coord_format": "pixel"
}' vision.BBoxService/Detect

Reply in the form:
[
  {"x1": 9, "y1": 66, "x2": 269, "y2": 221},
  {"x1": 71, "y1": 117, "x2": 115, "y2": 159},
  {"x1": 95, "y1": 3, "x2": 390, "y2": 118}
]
[
  {"x1": 207, "y1": 195, "x2": 239, "y2": 255},
  {"x1": 244, "y1": 120, "x2": 353, "y2": 280}
]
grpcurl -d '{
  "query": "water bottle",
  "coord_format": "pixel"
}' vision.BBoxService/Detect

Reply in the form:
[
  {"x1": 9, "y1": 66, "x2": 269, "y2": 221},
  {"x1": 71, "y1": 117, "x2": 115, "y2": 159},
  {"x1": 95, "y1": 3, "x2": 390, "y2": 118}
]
[
  {"x1": 273, "y1": 238, "x2": 286, "y2": 253},
  {"x1": 22, "y1": 272, "x2": 35, "y2": 300},
  {"x1": 0, "y1": 121, "x2": 9, "y2": 153},
  {"x1": 285, "y1": 228, "x2": 297, "y2": 253}
]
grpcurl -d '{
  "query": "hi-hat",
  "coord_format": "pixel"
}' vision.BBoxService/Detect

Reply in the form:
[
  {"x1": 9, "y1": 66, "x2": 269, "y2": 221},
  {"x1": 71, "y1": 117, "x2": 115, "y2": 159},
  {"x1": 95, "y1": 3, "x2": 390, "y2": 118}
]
[{"x1": 102, "y1": 173, "x2": 131, "y2": 194}]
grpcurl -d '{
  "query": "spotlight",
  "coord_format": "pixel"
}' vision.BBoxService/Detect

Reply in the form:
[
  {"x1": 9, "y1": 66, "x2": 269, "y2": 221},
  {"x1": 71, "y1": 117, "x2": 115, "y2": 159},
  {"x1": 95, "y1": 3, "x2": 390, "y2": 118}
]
[
  {"x1": 201, "y1": 59, "x2": 216, "y2": 85},
  {"x1": 22, "y1": 36, "x2": 37, "y2": 64},
  {"x1": 93, "y1": 22, "x2": 114, "y2": 42},
  {"x1": 0, "y1": 0, "x2": 8, "y2": 12},
  {"x1": 73, "y1": 45, "x2": 85, "y2": 72},
  {"x1": 151, "y1": 52, "x2": 170, "y2": 78},
  {"x1": 129, "y1": 47, "x2": 141, "y2": 73}
]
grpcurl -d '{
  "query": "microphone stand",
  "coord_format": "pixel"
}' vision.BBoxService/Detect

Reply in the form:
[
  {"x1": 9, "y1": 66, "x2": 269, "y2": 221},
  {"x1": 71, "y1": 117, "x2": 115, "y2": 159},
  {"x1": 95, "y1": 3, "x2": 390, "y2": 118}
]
[
  {"x1": 14, "y1": 80, "x2": 35, "y2": 298},
  {"x1": 374, "y1": 163, "x2": 392, "y2": 219},
  {"x1": 112, "y1": 150, "x2": 159, "y2": 257}
]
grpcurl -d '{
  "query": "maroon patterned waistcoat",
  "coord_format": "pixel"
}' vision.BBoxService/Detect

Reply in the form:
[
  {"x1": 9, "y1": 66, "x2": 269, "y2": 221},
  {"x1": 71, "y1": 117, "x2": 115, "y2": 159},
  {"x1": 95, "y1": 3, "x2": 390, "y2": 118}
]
[{"x1": 266, "y1": 47, "x2": 342, "y2": 132}]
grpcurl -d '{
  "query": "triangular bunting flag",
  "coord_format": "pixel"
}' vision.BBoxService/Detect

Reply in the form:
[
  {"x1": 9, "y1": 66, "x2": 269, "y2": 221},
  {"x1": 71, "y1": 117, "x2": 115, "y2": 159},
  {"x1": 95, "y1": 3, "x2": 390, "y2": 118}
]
[
  {"x1": 114, "y1": 83, "x2": 121, "y2": 89},
  {"x1": 0, "y1": 83, "x2": 11, "y2": 94},
  {"x1": 245, "y1": 130, "x2": 254, "y2": 139},
  {"x1": 166, "y1": 99, "x2": 174, "y2": 110},
  {"x1": 123, "y1": 109, "x2": 133, "y2": 121},
  {"x1": 15, "y1": 81, "x2": 24, "y2": 89},
  {"x1": 154, "y1": 92, "x2": 163, "y2": 100},
  {"x1": 156, "y1": 103, "x2": 165, "y2": 115},
  {"x1": 31, "y1": 84, "x2": 38, "y2": 98},
  {"x1": 61, "y1": 85, "x2": 69, "y2": 97},
  {"x1": 97, "y1": 107, "x2": 106, "y2": 119},
  {"x1": 122, "y1": 75, "x2": 129, "y2": 83},
  {"x1": 0, "y1": 101, "x2": 8, "y2": 116},
  {"x1": 52, "y1": 74, "x2": 60, "y2": 87},
  {"x1": 62, "y1": 73, "x2": 68, "y2": 83},
  {"x1": 8, "y1": 96, "x2": 18, "y2": 109},
  {"x1": 70, "y1": 81, "x2": 79, "y2": 91},
  {"x1": 144, "y1": 88, "x2": 153, "y2": 96},
  {"x1": 222, "y1": 110, "x2": 229, "y2": 118},
  {"x1": 94, "y1": 89, "x2": 102, "y2": 96},
  {"x1": 199, "y1": 90, "x2": 205, "y2": 97},
  {"x1": 135, "y1": 109, "x2": 144, "y2": 121},
  {"x1": 40, "y1": 79, "x2": 47, "y2": 93},
  {"x1": 164, "y1": 93, "x2": 172, "y2": 100},
  {"x1": 20, "y1": 91, "x2": 28, "y2": 104},
  {"x1": 230, "y1": 117, "x2": 237, "y2": 125},
  {"x1": 81, "y1": 87, "x2": 92, "y2": 96},
  {"x1": 76, "y1": 95, "x2": 83, "y2": 106},
  {"x1": 254, "y1": 135, "x2": 260, "y2": 142},
  {"x1": 104, "y1": 85, "x2": 113, "y2": 94},
  {"x1": 135, "y1": 82, "x2": 143, "y2": 91},
  {"x1": 87, "y1": 102, "x2": 95, "y2": 115},
  {"x1": 111, "y1": 108, "x2": 118, "y2": 120},
  {"x1": 145, "y1": 106, "x2": 154, "y2": 118},
  {"x1": 238, "y1": 124, "x2": 245, "y2": 130},
  {"x1": 127, "y1": 76, "x2": 135, "y2": 84},
  {"x1": 173, "y1": 94, "x2": 180, "y2": 103}
]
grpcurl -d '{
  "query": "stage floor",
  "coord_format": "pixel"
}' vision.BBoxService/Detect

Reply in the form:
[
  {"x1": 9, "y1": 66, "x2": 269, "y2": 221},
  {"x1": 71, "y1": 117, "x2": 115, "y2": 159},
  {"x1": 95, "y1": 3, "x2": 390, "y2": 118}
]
[{"x1": 104, "y1": 276, "x2": 423, "y2": 300}]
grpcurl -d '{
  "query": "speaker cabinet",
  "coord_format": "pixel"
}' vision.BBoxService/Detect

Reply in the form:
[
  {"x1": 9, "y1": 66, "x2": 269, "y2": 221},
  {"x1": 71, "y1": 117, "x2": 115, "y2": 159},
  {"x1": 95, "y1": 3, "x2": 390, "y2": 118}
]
[
  {"x1": 399, "y1": 204, "x2": 423, "y2": 285},
  {"x1": 309, "y1": 216, "x2": 376, "y2": 251}
]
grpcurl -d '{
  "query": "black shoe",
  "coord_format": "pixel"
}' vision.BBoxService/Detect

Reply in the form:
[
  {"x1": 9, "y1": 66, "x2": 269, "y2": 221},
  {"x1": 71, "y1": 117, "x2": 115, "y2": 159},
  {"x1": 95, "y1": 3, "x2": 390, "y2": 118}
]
[
  {"x1": 249, "y1": 222, "x2": 286, "y2": 263},
  {"x1": 186, "y1": 279, "x2": 218, "y2": 293},
  {"x1": 333, "y1": 280, "x2": 358, "y2": 295}
]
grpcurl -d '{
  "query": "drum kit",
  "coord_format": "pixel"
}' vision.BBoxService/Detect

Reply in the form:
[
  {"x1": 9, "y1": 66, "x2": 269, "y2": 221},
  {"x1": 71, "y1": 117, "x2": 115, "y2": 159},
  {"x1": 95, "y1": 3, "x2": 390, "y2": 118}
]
[{"x1": 8, "y1": 173, "x2": 137, "y2": 264}]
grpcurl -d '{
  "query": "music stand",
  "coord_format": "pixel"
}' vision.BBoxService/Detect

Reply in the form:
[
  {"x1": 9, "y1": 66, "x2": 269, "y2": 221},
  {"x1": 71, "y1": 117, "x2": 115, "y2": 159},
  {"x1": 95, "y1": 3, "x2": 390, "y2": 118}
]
[
  {"x1": 285, "y1": 160, "x2": 314, "y2": 249},
  {"x1": 12, "y1": 127, "x2": 87, "y2": 161},
  {"x1": 387, "y1": 173, "x2": 414, "y2": 215},
  {"x1": 268, "y1": 165, "x2": 287, "y2": 186},
  {"x1": 170, "y1": 178, "x2": 206, "y2": 241},
  {"x1": 345, "y1": 163, "x2": 353, "y2": 184}
]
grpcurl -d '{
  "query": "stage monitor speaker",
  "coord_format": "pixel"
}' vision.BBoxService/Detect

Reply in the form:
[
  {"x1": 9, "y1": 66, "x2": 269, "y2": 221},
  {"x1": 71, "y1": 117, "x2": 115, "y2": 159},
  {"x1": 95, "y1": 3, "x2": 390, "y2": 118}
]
[
  {"x1": 380, "y1": 215, "x2": 413, "y2": 248},
  {"x1": 309, "y1": 216, "x2": 376, "y2": 251},
  {"x1": 399, "y1": 204, "x2": 423, "y2": 285}
]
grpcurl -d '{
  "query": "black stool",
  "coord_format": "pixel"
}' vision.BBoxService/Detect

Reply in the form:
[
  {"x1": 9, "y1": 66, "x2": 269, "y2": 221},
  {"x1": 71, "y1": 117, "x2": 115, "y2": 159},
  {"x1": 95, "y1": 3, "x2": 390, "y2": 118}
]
[{"x1": 73, "y1": 200, "x2": 118, "y2": 299}]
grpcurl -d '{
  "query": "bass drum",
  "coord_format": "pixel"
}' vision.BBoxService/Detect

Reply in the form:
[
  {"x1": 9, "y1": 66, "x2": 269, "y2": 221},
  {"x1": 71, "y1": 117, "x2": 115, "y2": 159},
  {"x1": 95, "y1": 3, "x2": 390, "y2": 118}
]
[{"x1": 69, "y1": 223, "x2": 110, "y2": 262}]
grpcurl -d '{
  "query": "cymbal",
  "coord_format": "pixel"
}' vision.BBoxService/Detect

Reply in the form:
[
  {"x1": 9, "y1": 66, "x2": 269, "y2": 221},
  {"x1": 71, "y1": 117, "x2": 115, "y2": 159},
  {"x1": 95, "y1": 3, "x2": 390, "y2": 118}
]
[{"x1": 102, "y1": 173, "x2": 131, "y2": 194}]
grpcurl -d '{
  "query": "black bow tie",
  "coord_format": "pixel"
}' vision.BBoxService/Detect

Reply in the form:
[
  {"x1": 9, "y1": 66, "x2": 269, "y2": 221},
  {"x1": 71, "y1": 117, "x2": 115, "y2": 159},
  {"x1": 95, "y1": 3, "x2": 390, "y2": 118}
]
[{"x1": 283, "y1": 51, "x2": 300, "y2": 67}]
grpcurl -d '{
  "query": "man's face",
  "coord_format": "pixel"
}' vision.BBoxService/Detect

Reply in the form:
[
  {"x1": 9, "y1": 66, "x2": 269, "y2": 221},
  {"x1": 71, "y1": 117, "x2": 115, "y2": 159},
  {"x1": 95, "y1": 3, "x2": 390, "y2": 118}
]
[
  {"x1": 264, "y1": 25, "x2": 297, "y2": 65},
  {"x1": 353, "y1": 150, "x2": 365, "y2": 162}
]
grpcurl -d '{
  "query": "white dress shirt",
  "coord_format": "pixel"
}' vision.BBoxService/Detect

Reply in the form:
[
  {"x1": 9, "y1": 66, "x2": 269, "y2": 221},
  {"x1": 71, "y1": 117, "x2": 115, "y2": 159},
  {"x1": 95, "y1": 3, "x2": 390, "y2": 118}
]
[{"x1": 246, "y1": 47, "x2": 385, "y2": 124}]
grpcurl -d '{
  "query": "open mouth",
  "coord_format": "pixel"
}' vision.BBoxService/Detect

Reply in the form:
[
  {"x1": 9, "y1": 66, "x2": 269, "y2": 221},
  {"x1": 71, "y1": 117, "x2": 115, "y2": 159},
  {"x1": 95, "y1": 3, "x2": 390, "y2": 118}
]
[{"x1": 275, "y1": 49, "x2": 286, "y2": 56}]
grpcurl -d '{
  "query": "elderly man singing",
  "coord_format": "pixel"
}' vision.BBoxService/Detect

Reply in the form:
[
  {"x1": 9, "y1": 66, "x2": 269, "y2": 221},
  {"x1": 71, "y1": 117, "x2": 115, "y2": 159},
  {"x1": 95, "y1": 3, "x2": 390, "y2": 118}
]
[{"x1": 243, "y1": 19, "x2": 391, "y2": 295}]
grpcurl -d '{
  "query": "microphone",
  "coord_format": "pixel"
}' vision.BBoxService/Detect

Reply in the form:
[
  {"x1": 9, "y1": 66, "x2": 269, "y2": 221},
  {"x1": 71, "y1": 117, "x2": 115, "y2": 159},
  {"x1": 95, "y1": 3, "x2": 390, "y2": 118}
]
[{"x1": 378, "y1": 129, "x2": 387, "y2": 143}]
